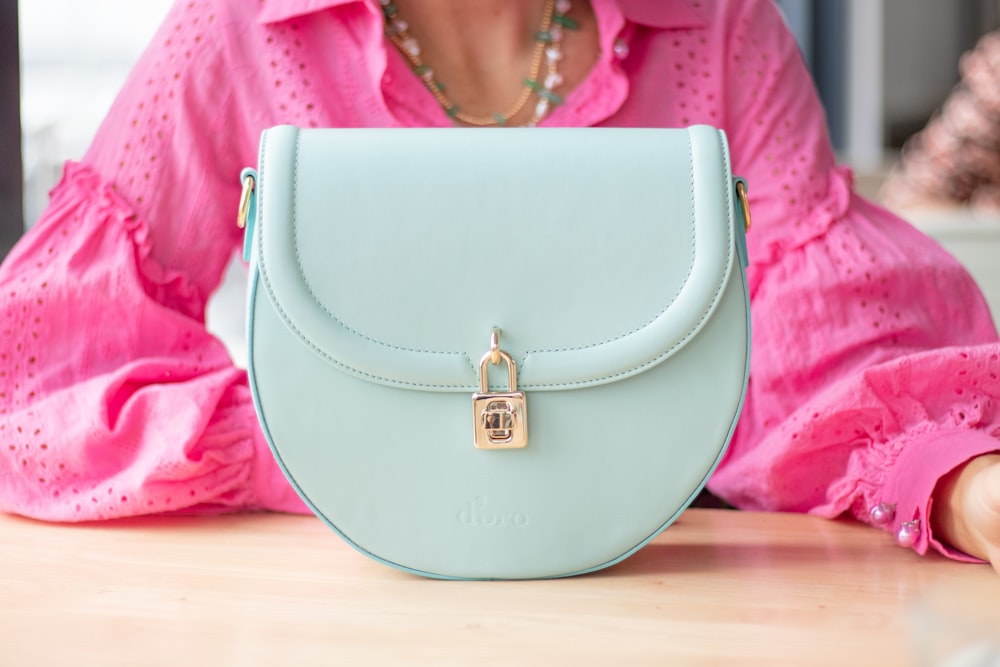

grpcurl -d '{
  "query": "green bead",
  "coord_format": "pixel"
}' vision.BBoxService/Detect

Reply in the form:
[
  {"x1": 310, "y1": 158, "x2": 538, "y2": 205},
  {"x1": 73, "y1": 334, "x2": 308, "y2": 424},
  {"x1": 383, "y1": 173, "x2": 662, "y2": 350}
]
[
  {"x1": 553, "y1": 14, "x2": 579, "y2": 30},
  {"x1": 539, "y1": 89, "x2": 564, "y2": 105},
  {"x1": 524, "y1": 78, "x2": 542, "y2": 92},
  {"x1": 413, "y1": 64, "x2": 430, "y2": 76},
  {"x1": 382, "y1": 4, "x2": 397, "y2": 16},
  {"x1": 446, "y1": 105, "x2": 460, "y2": 118},
  {"x1": 535, "y1": 30, "x2": 554, "y2": 43},
  {"x1": 493, "y1": 114, "x2": 507, "y2": 126}
]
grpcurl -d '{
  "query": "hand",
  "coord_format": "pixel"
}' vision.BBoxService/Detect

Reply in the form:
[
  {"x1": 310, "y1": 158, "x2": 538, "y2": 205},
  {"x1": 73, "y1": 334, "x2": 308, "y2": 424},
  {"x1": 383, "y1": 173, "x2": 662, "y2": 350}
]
[{"x1": 932, "y1": 453, "x2": 1000, "y2": 573}]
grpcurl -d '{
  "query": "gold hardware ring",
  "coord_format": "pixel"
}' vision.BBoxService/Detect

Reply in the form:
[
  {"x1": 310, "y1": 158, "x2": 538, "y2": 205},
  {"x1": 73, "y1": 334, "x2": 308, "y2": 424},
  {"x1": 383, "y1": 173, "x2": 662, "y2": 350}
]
[
  {"x1": 237, "y1": 173, "x2": 256, "y2": 229},
  {"x1": 735, "y1": 179, "x2": 751, "y2": 232}
]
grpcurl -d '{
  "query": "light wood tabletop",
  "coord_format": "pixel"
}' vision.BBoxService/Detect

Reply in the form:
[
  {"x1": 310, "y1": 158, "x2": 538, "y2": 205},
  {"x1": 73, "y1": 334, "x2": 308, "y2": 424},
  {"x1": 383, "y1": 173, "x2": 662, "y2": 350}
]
[{"x1": 1, "y1": 508, "x2": 998, "y2": 667}]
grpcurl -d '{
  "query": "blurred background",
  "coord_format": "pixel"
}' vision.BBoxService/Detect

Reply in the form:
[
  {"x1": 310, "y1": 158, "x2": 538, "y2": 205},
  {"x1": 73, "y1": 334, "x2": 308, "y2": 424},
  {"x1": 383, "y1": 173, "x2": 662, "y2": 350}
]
[
  {"x1": 3, "y1": 0, "x2": 1000, "y2": 316},
  {"x1": 17, "y1": 0, "x2": 172, "y2": 229}
]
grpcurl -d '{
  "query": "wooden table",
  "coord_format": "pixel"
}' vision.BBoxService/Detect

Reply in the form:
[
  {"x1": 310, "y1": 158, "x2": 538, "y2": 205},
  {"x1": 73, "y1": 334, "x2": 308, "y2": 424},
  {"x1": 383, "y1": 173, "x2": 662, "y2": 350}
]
[{"x1": 1, "y1": 509, "x2": 998, "y2": 666}]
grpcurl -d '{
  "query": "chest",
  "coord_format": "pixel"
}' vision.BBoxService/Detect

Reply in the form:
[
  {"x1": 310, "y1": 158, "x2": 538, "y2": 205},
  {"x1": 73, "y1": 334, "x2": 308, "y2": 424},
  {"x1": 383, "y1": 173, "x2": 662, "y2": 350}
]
[{"x1": 254, "y1": 17, "x2": 726, "y2": 130}]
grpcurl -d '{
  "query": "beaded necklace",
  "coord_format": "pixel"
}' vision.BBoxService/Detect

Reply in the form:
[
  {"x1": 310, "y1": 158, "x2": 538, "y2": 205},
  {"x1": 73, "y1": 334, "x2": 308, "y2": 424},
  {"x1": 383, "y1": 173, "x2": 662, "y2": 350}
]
[{"x1": 382, "y1": 0, "x2": 577, "y2": 126}]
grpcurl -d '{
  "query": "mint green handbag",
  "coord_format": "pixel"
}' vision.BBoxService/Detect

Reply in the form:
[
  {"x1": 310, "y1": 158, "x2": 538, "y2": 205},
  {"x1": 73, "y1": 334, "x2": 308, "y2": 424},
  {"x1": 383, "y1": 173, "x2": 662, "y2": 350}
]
[{"x1": 238, "y1": 125, "x2": 751, "y2": 580}]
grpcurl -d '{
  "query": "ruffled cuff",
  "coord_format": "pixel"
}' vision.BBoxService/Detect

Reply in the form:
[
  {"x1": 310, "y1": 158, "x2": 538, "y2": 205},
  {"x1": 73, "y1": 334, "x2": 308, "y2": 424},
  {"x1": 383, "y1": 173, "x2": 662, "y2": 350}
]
[{"x1": 878, "y1": 429, "x2": 999, "y2": 561}]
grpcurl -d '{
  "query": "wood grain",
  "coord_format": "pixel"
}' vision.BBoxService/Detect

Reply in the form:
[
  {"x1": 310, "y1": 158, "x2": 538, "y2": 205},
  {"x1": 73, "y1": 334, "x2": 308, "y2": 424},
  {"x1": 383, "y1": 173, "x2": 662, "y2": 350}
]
[{"x1": 0, "y1": 509, "x2": 997, "y2": 666}]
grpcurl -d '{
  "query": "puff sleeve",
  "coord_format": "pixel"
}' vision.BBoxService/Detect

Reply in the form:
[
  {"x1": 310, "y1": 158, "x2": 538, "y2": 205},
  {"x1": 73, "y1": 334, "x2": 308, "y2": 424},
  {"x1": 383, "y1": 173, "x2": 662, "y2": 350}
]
[
  {"x1": 709, "y1": 0, "x2": 1000, "y2": 559},
  {"x1": 0, "y1": 0, "x2": 307, "y2": 520}
]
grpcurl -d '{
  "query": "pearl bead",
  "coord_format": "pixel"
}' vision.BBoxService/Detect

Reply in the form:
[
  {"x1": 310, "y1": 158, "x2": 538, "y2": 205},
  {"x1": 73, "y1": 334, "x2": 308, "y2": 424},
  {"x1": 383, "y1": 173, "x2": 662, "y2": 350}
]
[
  {"x1": 550, "y1": 25, "x2": 564, "y2": 43},
  {"x1": 546, "y1": 46, "x2": 563, "y2": 63},
  {"x1": 402, "y1": 37, "x2": 420, "y2": 57},
  {"x1": 613, "y1": 38, "x2": 630, "y2": 60},
  {"x1": 535, "y1": 99, "x2": 550, "y2": 118},
  {"x1": 869, "y1": 502, "x2": 895, "y2": 526},
  {"x1": 544, "y1": 71, "x2": 564, "y2": 89},
  {"x1": 556, "y1": 0, "x2": 571, "y2": 14},
  {"x1": 896, "y1": 521, "x2": 920, "y2": 548}
]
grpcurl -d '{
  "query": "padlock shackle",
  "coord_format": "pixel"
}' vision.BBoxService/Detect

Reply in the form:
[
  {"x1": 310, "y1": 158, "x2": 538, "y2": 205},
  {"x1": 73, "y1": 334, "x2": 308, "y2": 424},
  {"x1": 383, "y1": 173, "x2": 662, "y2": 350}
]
[{"x1": 478, "y1": 350, "x2": 518, "y2": 394}]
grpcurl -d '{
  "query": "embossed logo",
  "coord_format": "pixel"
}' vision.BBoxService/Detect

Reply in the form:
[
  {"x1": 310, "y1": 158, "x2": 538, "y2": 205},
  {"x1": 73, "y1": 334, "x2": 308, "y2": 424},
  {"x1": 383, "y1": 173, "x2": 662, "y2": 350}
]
[{"x1": 457, "y1": 497, "x2": 529, "y2": 528}]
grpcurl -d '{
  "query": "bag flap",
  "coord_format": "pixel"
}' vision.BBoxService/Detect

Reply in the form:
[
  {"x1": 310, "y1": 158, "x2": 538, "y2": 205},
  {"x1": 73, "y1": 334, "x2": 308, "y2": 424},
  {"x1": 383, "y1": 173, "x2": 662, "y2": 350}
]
[{"x1": 250, "y1": 125, "x2": 740, "y2": 392}]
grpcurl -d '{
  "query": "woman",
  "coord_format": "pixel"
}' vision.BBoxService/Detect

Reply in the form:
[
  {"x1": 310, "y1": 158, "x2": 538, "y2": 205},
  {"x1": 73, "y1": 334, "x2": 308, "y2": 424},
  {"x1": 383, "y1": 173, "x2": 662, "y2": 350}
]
[{"x1": 3, "y1": 0, "x2": 1000, "y2": 571}]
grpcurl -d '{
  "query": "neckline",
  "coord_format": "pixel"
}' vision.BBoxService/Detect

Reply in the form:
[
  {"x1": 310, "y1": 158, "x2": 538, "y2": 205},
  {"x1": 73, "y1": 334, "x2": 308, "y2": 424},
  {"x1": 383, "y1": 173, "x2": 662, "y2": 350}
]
[{"x1": 377, "y1": 0, "x2": 631, "y2": 128}]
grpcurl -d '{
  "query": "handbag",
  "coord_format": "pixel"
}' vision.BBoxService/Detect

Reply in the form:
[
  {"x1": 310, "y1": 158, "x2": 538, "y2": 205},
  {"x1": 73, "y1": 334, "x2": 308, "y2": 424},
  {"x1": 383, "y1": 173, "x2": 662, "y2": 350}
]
[{"x1": 237, "y1": 124, "x2": 751, "y2": 580}]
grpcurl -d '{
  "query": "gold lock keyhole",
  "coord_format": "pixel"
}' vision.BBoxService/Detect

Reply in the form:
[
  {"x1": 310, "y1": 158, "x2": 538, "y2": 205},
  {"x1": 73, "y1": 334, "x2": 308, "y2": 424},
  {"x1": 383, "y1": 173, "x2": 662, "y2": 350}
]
[{"x1": 471, "y1": 331, "x2": 528, "y2": 450}]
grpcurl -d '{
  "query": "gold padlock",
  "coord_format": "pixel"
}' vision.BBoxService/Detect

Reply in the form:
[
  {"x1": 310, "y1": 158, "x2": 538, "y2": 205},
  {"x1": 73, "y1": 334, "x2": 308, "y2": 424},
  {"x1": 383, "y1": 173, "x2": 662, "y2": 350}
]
[{"x1": 471, "y1": 333, "x2": 528, "y2": 450}]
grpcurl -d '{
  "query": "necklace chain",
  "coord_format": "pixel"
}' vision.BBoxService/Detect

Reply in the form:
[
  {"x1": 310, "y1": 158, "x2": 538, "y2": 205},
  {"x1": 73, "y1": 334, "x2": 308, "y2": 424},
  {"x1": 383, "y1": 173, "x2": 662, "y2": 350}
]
[{"x1": 382, "y1": 0, "x2": 576, "y2": 127}]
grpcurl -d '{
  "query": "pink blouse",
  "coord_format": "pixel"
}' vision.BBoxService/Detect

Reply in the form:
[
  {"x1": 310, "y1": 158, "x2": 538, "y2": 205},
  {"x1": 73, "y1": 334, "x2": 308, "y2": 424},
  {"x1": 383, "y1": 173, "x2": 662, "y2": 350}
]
[{"x1": 2, "y1": 0, "x2": 999, "y2": 562}]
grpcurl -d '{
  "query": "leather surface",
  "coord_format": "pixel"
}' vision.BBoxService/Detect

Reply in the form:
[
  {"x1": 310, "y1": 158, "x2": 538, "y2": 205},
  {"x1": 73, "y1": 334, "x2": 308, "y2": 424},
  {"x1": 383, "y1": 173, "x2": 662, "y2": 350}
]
[{"x1": 244, "y1": 126, "x2": 751, "y2": 579}]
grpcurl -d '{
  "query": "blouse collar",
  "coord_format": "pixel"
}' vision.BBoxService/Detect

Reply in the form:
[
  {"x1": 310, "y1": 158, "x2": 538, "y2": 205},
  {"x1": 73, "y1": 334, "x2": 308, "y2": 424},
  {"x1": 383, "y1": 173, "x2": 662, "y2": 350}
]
[{"x1": 255, "y1": 0, "x2": 708, "y2": 30}]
